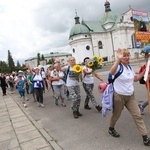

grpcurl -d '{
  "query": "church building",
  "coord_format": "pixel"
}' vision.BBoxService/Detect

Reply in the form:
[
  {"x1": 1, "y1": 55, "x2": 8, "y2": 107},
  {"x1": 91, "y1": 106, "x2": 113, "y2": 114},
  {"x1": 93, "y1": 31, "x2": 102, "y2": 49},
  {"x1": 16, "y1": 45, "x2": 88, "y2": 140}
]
[{"x1": 69, "y1": 1, "x2": 137, "y2": 64}]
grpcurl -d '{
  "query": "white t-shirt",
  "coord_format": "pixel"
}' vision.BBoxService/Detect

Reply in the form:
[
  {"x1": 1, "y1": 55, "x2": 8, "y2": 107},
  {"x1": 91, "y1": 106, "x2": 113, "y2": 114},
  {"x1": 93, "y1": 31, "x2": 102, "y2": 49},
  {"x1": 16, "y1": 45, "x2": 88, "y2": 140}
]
[
  {"x1": 41, "y1": 71, "x2": 46, "y2": 78},
  {"x1": 114, "y1": 64, "x2": 135, "y2": 96},
  {"x1": 51, "y1": 70, "x2": 64, "y2": 85},
  {"x1": 64, "y1": 66, "x2": 79, "y2": 87},
  {"x1": 33, "y1": 74, "x2": 43, "y2": 88},
  {"x1": 82, "y1": 66, "x2": 94, "y2": 84}
]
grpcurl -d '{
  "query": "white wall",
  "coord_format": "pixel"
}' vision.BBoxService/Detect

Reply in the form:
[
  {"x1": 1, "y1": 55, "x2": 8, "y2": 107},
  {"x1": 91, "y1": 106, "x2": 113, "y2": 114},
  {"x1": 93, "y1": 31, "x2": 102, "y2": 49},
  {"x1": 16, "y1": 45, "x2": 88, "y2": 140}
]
[{"x1": 70, "y1": 34, "x2": 93, "y2": 63}]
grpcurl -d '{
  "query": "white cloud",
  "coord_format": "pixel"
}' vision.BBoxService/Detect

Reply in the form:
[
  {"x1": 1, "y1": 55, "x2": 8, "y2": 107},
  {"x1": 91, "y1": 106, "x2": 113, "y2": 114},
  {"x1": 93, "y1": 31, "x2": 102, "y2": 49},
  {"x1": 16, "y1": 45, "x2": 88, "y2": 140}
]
[{"x1": 0, "y1": 0, "x2": 150, "y2": 64}]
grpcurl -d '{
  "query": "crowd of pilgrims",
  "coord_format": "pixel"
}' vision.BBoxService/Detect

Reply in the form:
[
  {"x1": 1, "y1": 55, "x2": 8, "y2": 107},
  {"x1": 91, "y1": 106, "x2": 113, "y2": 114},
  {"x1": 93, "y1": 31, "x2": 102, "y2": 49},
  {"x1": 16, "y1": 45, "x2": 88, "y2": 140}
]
[{"x1": 0, "y1": 57, "x2": 103, "y2": 117}]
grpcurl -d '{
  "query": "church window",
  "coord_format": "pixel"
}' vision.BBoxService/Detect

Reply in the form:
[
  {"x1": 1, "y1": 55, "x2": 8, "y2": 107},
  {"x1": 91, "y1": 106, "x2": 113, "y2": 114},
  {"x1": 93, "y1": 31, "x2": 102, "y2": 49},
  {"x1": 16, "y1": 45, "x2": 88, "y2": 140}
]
[
  {"x1": 98, "y1": 41, "x2": 103, "y2": 49},
  {"x1": 72, "y1": 48, "x2": 75, "y2": 53},
  {"x1": 86, "y1": 45, "x2": 90, "y2": 50}
]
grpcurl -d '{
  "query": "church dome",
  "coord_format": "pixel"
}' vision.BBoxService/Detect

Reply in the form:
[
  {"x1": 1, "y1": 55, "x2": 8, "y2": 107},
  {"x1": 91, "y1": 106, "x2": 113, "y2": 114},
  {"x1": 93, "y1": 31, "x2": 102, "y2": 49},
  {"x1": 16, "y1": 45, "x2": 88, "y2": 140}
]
[
  {"x1": 99, "y1": 0, "x2": 121, "y2": 26},
  {"x1": 99, "y1": 11, "x2": 119, "y2": 25},
  {"x1": 69, "y1": 24, "x2": 90, "y2": 37}
]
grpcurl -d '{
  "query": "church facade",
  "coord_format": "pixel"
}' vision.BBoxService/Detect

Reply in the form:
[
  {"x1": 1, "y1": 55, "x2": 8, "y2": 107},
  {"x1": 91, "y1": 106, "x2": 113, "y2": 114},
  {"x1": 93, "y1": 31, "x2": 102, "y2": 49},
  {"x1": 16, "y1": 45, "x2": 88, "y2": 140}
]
[{"x1": 69, "y1": 1, "x2": 138, "y2": 64}]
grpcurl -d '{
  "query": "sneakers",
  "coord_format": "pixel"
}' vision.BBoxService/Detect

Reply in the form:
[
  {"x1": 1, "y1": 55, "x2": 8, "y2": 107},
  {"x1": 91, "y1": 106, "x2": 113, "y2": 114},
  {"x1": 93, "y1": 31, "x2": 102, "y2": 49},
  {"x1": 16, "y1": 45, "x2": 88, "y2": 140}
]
[
  {"x1": 73, "y1": 111, "x2": 78, "y2": 119},
  {"x1": 37, "y1": 102, "x2": 45, "y2": 107},
  {"x1": 77, "y1": 110, "x2": 82, "y2": 116},
  {"x1": 40, "y1": 103, "x2": 45, "y2": 108},
  {"x1": 23, "y1": 104, "x2": 27, "y2": 108},
  {"x1": 143, "y1": 137, "x2": 150, "y2": 146},
  {"x1": 55, "y1": 99, "x2": 58, "y2": 105},
  {"x1": 84, "y1": 105, "x2": 91, "y2": 110},
  {"x1": 108, "y1": 129, "x2": 120, "y2": 138},
  {"x1": 96, "y1": 105, "x2": 102, "y2": 112},
  {"x1": 25, "y1": 97, "x2": 29, "y2": 101},
  {"x1": 61, "y1": 103, "x2": 66, "y2": 107},
  {"x1": 138, "y1": 104, "x2": 144, "y2": 115}
]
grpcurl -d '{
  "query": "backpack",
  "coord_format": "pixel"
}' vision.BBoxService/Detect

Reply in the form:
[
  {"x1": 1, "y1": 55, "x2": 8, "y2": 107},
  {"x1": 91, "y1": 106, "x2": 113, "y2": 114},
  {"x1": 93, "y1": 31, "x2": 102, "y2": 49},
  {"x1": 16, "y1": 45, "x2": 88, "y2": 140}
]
[
  {"x1": 63, "y1": 66, "x2": 70, "y2": 83},
  {"x1": 101, "y1": 63, "x2": 132, "y2": 117}
]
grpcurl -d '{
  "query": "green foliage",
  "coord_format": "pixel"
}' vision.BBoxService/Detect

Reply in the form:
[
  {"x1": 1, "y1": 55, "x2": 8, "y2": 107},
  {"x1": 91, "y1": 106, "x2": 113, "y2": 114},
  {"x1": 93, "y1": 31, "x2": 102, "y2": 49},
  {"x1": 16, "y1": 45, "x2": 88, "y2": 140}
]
[
  {"x1": 15, "y1": 61, "x2": 22, "y2": 72},
  {"x1": 41, "y1": 54, "x2": 45, "y2": 60},
  {"x1": 8, "y1": 50, "x2": 15, "y2": 73},
  {"x1": 47, "y1": 59, "x2": 54, "y2": 64},
  {"x1": 0, "y1": 61, "x2": 9, "y2": 73},
  {"x1": 37, "y1": 53, "x2": 40, "y2": 66},
  {"x1": 0, "y1": 50, "x2": 24, "y2": 73}
]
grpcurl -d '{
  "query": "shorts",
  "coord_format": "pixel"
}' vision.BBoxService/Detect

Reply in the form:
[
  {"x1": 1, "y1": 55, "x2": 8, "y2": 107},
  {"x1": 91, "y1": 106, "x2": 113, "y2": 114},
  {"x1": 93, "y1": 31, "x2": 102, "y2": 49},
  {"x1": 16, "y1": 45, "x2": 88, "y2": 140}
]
[{"x1": 19, "y1": 91, "x2": 25, "y2": 97}]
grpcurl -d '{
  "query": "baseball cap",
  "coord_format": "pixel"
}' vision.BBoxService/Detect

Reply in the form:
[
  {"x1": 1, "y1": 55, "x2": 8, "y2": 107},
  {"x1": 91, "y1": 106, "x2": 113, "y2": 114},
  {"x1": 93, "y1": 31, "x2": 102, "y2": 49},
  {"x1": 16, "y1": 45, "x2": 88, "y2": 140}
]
[
  {"x1": 18, "y1": 70, "x2": 23, "y2": 73},
  {"x1": 18, "y1": 74, "x2": 23, "y2": 77}
]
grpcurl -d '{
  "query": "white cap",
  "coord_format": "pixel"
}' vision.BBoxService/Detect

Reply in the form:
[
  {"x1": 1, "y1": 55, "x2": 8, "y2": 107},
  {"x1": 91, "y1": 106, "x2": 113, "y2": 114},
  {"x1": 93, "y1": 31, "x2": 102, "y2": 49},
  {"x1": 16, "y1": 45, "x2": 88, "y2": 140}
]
[{"x1": 18, "y1": 70, "x2": 23, "y2": 73}]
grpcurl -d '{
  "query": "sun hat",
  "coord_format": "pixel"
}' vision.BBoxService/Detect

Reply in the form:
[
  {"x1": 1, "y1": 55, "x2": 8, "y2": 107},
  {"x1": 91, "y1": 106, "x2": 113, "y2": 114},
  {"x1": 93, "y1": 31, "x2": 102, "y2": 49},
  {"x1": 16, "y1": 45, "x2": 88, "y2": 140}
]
[
  {"x1": 18, "y1": 70, "x2": 23, "y2": 73},
  {"x1": 34, "y1": 67, "x2": 40, "y2": 70}
]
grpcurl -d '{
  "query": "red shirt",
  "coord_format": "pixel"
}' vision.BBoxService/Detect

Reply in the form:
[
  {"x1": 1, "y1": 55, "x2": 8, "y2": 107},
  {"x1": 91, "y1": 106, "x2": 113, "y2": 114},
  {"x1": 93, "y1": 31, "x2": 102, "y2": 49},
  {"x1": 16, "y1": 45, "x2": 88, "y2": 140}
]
[{"x1": 139, "y1": 64, "x2": 150, "y2": 88}]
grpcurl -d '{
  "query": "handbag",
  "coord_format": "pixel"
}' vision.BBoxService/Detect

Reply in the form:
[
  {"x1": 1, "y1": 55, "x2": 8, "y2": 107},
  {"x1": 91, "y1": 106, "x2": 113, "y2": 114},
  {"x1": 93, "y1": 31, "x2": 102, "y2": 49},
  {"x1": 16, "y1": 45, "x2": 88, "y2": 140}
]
[{"x1": 139, "y1": 76, "x2": 145, "y2": 84}]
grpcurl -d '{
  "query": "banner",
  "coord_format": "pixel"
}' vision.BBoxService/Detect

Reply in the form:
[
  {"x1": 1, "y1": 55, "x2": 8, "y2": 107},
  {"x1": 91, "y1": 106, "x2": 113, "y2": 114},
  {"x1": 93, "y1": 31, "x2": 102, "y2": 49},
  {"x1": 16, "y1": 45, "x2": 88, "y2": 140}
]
[{"x1": 132, "y1": 9, "x2": 150, "y2": 42}]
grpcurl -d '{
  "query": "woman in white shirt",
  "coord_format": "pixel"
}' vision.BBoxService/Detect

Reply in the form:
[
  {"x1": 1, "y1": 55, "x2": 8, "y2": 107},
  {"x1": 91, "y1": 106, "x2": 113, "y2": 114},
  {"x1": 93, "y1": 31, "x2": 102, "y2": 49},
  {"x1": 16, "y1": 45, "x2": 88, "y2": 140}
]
[
  {"x1": 50, "y1": 63, "x2": 66, "y2": 107},
  {"x1": 82, "y1": 57, "x2": 103, "y2": 112},
  {"x1": 108, "y1": 48, "x2": 150, "y2": 146},
  {"x1": 41, "y1": 67, "x2": 48, "y2": 93}
]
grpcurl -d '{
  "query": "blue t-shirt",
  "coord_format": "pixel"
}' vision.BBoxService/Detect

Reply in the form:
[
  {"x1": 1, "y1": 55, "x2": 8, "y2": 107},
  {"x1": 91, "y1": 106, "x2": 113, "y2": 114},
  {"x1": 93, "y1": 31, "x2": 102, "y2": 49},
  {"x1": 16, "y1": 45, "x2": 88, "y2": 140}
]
[{"x1": 17, "y1": 80, "x2": 25, "y2": 92}]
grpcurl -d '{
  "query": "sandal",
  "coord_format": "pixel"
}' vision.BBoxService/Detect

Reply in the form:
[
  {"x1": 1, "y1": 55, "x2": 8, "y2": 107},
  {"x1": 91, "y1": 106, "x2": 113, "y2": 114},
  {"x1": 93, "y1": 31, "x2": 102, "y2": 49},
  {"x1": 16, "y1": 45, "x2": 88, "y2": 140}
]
[
  {"x1": 108, "y1": 129, "x2": 120, "y2": 138},
  {"x1": 143, "y1": 137, "x2": 150, "y2": 146}
]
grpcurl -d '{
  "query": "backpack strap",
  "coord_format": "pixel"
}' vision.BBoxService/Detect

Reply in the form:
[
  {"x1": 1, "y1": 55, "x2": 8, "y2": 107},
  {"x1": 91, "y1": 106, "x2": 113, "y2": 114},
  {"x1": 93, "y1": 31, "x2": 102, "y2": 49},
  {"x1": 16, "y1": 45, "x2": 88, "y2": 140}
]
[
  {"x1": 113, "y1": 63, "x2": 123, "y2": 81},
  {"x1": 108, "y1": 63, "x2": 132, "y2": 84},
  {"x1": 66, "y1": 66, "x2": 70, "y2": 76},
  {"x1": 63, "y1": 66, "x2": 70, "y2": 83},
  {"x1": 127, "y1": 64, "x2": 132, "y2": 70},
  {"x1": 108, "y1": 63, "x2": 123, "y2": 83}
]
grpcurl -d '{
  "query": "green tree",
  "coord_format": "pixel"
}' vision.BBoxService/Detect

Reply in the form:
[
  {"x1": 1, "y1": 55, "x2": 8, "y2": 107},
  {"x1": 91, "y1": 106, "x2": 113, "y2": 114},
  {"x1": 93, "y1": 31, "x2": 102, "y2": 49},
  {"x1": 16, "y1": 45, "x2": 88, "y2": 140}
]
[
  {"x1": 37, "y1": 53, "x2": 40, "y2": 66},
  {"x1": 41, "y1": 54, "x2": 45, "y2": 60},
  {"x1": 15, "y1": 60, "x2": 21, "y2": 72},
  {"x1": 47, "y1": 58, "x2": 54, "y2": 64},
  {"x1": 7, "y1": 50, "x2": 15, "y2": 73},
  {"x1": 0, "y1": 61, "x2": 9, "y2": 73}
]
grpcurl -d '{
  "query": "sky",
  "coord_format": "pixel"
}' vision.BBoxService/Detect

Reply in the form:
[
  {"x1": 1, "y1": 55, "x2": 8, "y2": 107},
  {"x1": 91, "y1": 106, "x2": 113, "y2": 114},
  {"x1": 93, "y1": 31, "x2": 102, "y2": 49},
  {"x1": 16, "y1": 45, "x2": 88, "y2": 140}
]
[{"x1": 0, "y1": 0, "x2": 150, "y2": 64}]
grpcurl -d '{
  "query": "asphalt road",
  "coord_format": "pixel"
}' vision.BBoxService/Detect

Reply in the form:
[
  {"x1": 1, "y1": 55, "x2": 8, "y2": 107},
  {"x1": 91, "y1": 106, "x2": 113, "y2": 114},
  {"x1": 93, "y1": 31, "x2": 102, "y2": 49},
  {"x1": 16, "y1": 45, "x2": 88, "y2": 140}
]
[{"x1": 12, "y1": 61, "x2": 150, "y2": 150}]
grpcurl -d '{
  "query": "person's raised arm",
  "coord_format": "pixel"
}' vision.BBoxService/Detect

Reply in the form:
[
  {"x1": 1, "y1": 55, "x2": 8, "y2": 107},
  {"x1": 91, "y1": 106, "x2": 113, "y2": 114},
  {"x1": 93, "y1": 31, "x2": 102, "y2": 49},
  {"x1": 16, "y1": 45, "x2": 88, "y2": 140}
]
[
  {"x1": 109, "y1": 49, "x2": 123, "y2": 75},
  {"x1": 25, "y1": 63, "x2": 34, "y2": 75}
]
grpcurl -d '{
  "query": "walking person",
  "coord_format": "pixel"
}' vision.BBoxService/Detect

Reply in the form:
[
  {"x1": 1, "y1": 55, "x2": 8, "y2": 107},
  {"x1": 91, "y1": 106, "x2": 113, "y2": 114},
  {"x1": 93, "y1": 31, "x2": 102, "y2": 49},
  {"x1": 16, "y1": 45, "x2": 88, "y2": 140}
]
[
  {"x1": 50, "y1": 63, "x2": 66, "y2": 107},
  {"x1": 41, "y1": 67, "x2": 48, "y2": 93},
  {"x1": 0, "y1": 73, "x2": 8, "y2": 96},
  {"x1": 27, "y1": 71, "x2": 36, "y2": 102},
  {"x1": 82, "y1": 57, "x2": 103, "y2": 112},
  {"x1": 26, "y1": 64, "x2": 45, "y2": 108},
  {"x1": 108, "y1": 48, "x2": 150, "y2": 146},
  {"x1": 16, "y1": 74, "x2": 27, "y2": 108},
  {"x1": 138, "y1": 52, "x2": 149, "y2": 115},
  {"x1": 61, "y1": 57, "x2": 82, "y2": 119},
  {"x1": 14, "y1": 70, "x2": 29, "y2": 101},
  {"x1": 47, "y1": 65, "x2": 56, "y2": 97},
  {"x1": 7, "y1": 75, "x2": 15, "y2": 94}
]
